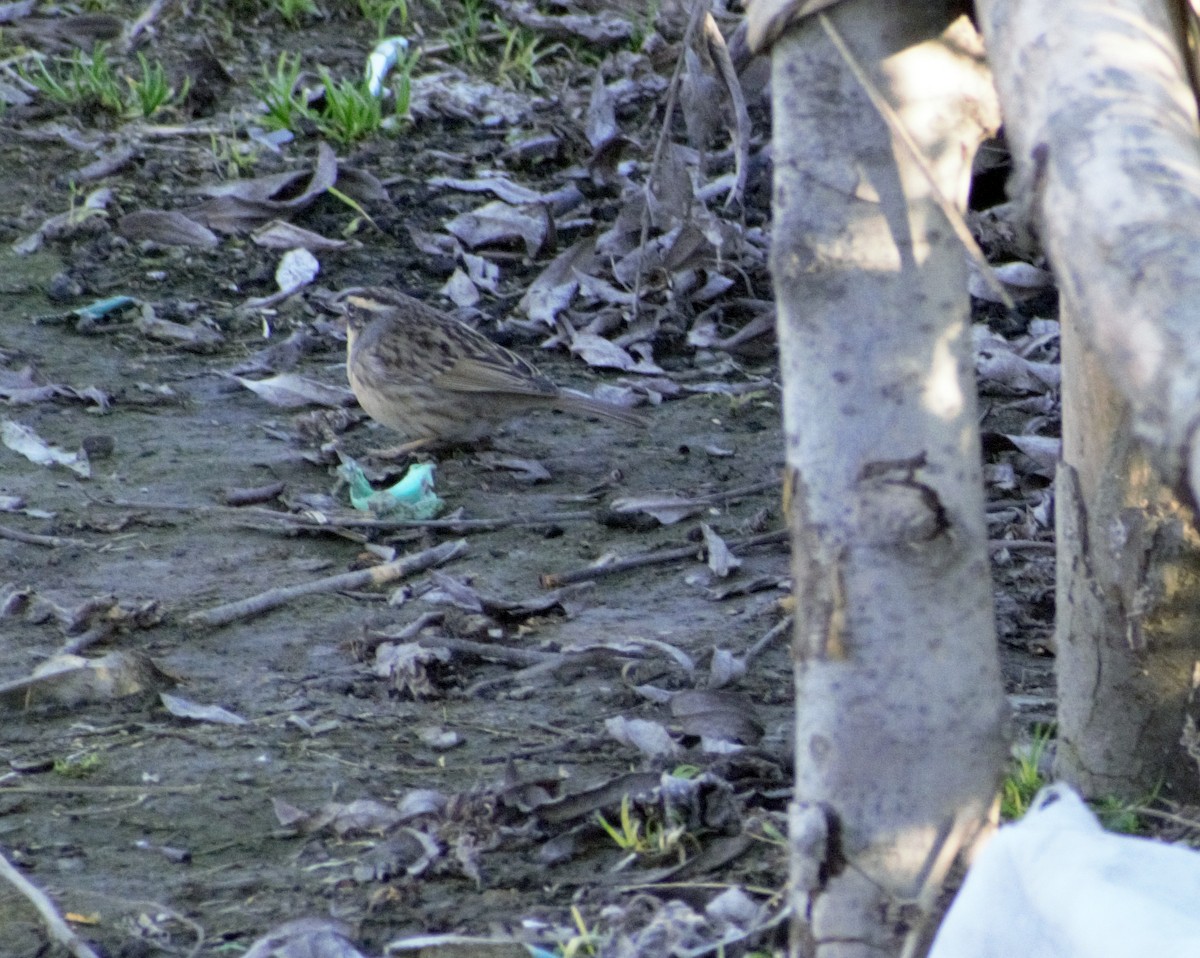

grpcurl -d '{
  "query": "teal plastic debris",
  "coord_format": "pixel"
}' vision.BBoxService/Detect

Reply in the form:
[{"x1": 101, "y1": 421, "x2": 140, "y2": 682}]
[
  {"x1": 338, "y1": 458, "x2": 443, "y2": 519},
  {"x1": 74, "y1": 296, "x2": 138, "y2": 322}
]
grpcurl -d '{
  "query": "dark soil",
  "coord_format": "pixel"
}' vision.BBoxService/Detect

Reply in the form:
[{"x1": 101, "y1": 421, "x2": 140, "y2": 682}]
[{"x1": 0, "y1": 5, "x2": 1054, "y2": 956}]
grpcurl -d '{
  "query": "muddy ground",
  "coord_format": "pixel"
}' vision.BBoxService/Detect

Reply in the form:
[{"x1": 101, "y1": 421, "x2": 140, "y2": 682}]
[{"x1": 0, "y1": 5, "x2": 1054, "y2": 956}]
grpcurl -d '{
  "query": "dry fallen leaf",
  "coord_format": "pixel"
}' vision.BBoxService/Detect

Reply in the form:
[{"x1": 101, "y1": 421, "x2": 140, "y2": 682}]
[
  {"x1": 242, "y1": 919, "x2": 367, "y2": 958},
  {"x1": 701, "y1": 523, "x2": 742, "y2": 577},
  {"x1": 233, "y1": 373, "x2": 354, "y2": 409},
  {"x1": 609, "y1": 496, "x2": 703, "y2": 526},
  {"x1": 160, "y1": 692, "x2": 248, "y2": 725},
  {"x1": 1, "y1": 419, "x2": 90, "y2": 478},
  {"x1": 605, "y1": 715, "x2": 680, "y2": 758},
  {"x1": 519, "y1": 237, "x2": 597, "y2": 324},
  {"x1": 445, "y1": 199, "x2": 548, "y2": 255},
  {"x1": 117, "y1": 210, "x2": 219, "y2": 248},
  {"x1": 252, "y1": 219, "x2": 350, "y2": 251},
  {"x1": 136, "y1": 304, "x2": 225, "y2": 351}
]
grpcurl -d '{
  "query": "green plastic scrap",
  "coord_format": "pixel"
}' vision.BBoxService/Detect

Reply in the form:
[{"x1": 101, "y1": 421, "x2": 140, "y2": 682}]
[{"x1": 338, "y1": 459, "x2": 443, "y2": 519}]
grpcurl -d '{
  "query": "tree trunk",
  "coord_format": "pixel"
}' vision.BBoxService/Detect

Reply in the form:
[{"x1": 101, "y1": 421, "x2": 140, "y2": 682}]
[
  {"x1": 1056, "y1": 299, "x2": 1200, "y2": 798},
  {"x1": 765, "y1": 1, "x2": 1008, "y2": 954},
  {"x1": 977, "y1": 0, "x2": 1200, "y2": 800}
]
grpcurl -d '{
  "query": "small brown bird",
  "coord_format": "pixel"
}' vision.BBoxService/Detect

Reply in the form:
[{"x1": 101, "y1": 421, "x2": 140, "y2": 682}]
[{"x1": 340, "y1": 287, "x2": 645, "y2": 445}]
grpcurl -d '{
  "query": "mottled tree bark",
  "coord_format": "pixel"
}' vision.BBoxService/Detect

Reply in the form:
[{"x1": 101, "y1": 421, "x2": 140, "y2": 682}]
[
  {"x1": 978, "y1": 0, "x2": 1200, "y2": 800},
  {"x1": 761, "y1": 1, "x2": 1009, "y2": 953},
  {"x1": 1055, "y1": 300, "x2": 1200, "y2": 798}
]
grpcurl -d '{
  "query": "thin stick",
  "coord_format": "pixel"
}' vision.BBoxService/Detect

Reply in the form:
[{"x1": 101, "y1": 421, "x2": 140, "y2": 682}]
[
  {"x1": 744, "y1": 615, "x2": 792, "y2": 666},
  {"x1": 243, "y1": 511, "x2": 596, "y2": 532},
  {"x1": 703, "y1": 11, "x2": 751, "y2": 209},
  {"x1": 988, "y1": 539, "x2": 1055, "y2": 552},
  {"x1": 56, "y1": 622, "x2": 115, "y2": 657},
  {"x1": 0, "y1": 783, "x2": 203, "y2": 794},
  {"x1": 415, "y1": 634, "x2": 554, "y2": 668},
  {"x1": 818, "y1": 12, "x2": 1014, "y2": 310},
  {"x1": 0, "y1": 525, "x2": 87, "y2": 548},
  {"x1": 91, "y1": 497, "x2": 594, "y2": 532},
  {"x1": 629, "y1": 0, "x2": 710, "y2": 323},
  {"x1": 123, "y1": 0, "x2": 174, "y2": 51},
  {"x1": 185, "y1": 540, "x2": 467, "y2": 628},
  {"x1": 0, "y1": 847, "x2": 102, "y2": 958},
  {"x1": 541, "y1": 529, "x2": 787, "y2": 588}
]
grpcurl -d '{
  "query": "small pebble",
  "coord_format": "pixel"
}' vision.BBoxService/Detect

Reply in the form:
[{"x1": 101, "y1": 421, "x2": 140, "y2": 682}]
[
  {"x1": 81, "y1": 435, "x2": 115, "y2": 459},
  {"x1": 46, "y1": 273, "x2": 82, "y2": 303}
]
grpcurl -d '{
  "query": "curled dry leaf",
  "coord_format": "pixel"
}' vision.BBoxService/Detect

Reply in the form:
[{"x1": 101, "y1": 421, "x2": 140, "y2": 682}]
[
  {"x1": 609, "y1": 496, "x2": 703, "y2": 526},
  {"x1": 441, "y1": 268, "x2": 480, "y2": 308},
  {"x1": 605, "y1": 715, "x2": 681, "y2": 758},
  {"x1": 252, "y1": 220, "x2": 350, "y2": 252},
  {"x1": 117, "y1": 210, "x2": 219, "y2": 248},
  {"x1": 279, "y1": 797, "x2": 407, "y2": 837},
  {"x1": 354, "y1": 830, "x2": 440, "y2": 883},
  {"x1": 969, "y1": 260, "x2": 1055, "y2": 304},
  {"x1": 519, "y1": 237, "x2": 597, "y2": 324},
  {"x1": 136, "y1": 304, "x2": 225, "y2": 351},
  {"x1": 708, "y1": 647, "x2": 746, "y2": 688},
  {"x1": 233, "y1": 373, "x2": 354, "y2": 409},
  {"x1": 430, "y1": 174, "x2": 546, "y2": 205},
  {"x1": 567, "y1": 332, "x2": 664, "y2": 374},
  {"x1": 976, "y1": 336, "x2": 1060, "y2": 392},
  {"x1": 242, "y1": 919, "x2": 367, "y2": 958},
  {"x1": 1003, "y1": 434, "x2": 1062, "y2": 477},
  {"x1": 671, "y1": 689, "x2": 763, "y2": 748},
  {"x1": 243, "y1": 248, "x2": 322, "y2": 309},
  {"x1": 422, "y1": 571, "x2": 569, "y2": 618},
  {"x1": 701, "y1": 523, "x2": 742, "y2": 577},
  {"x1": 0, "y1": 419, "x2": 90, "y2": 478},
  {"x1": 190, "y1": 142, "x2": 339, "y2": 233},
  {"x1": 444, "y1": 200, "x2": 547, "y2": 256},
  {"x1": 159, "y1": 692, "x2": 248, "y2": 725},
  {"x1": 397, "y1": 789, "x2": 448, "y2": 820}
]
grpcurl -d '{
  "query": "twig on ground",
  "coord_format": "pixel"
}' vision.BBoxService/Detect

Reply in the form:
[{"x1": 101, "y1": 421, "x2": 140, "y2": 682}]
[
  {"x1": 988, "y1": 539, "x2": 1055, "y2": 552},
  {"x1": 540, "y1": 529, "x2": 787, "y2": 588},
  {"x1": 91, "y1": 496, "x2": 594, "y2": 532},
  {"x1": 630, "y1": 0, "x2": 709, "y2": 324},
  {"x1": 185, "y1": 539, "x2": 467, "y2": 628},
  {"x1": 0, "y1": 525, "x2": 87, "y2": 548},
  {"x1": 0, "y1": 783, "x2": 204, "y2": 794},
  {"x1": 222, "y1": 481, "x2": 286, "y2": 506},
  {"x1": 0, "y1": 846, "x2": 102, "y2": 958},
  {"x1": 352, "y1": 610, "x2": 445, "y2": 653},
  {"x1": 744, "y1": 615, "x2": 792, "y2": 666},
  {"x1": 466, "y1": 648, "x2": 621, "y2": 697},
  {"x1": 704, "y1": 10, "x2": 751, "y2": 208},
  {"x1": 56, "y1": 621, "x2": 116, "y2": 656},
  {"x1": 123, "y1": 0, "x2": 175, "y2": 51},
  {"x1": 416, "y1": 634, "x2": 555, "y2": 668}
]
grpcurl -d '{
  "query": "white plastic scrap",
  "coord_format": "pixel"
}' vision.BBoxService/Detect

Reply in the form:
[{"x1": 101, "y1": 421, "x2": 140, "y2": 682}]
[
  {"x1": 930, "y1": 783, "x2": 1200, "y2": 958},
  {"x1": 366, "y1": 36, "x2": 411, "y2": 97}
]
